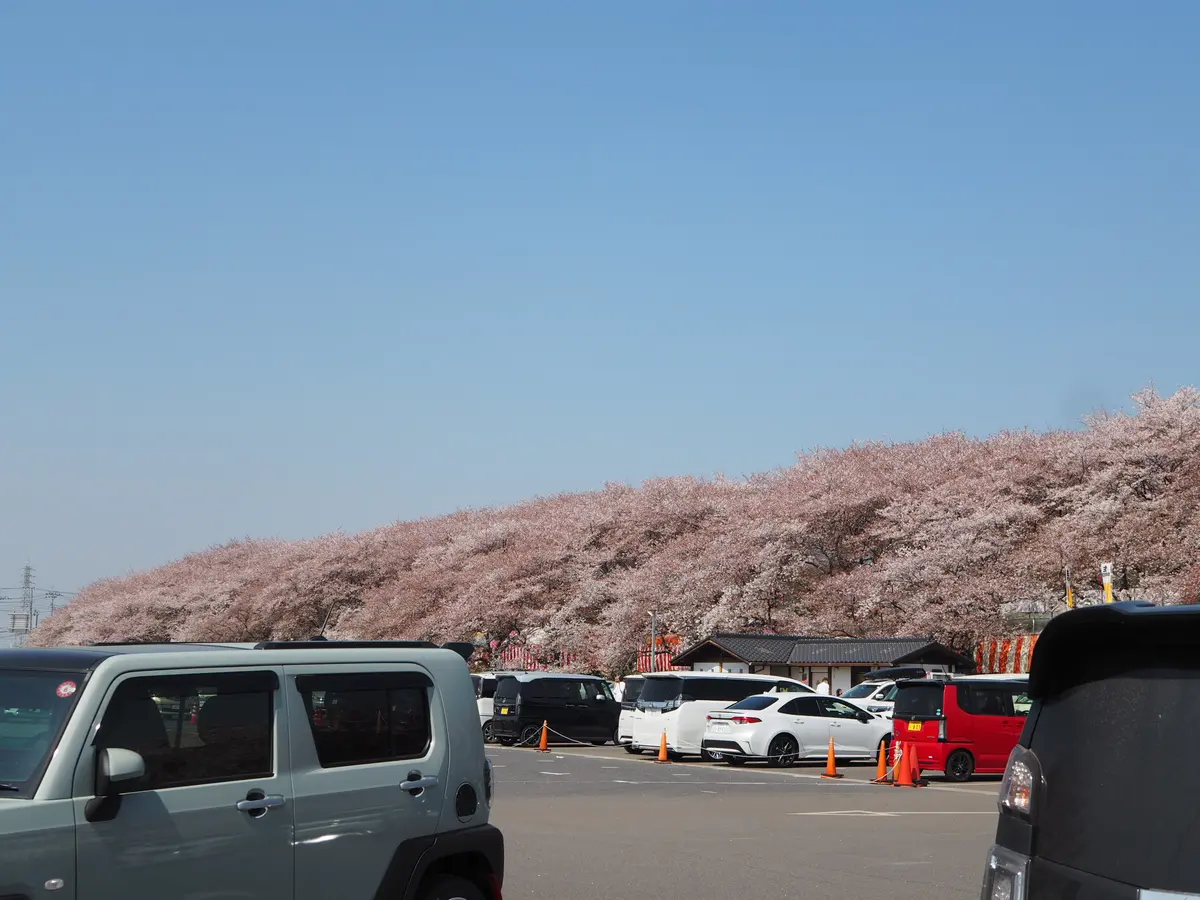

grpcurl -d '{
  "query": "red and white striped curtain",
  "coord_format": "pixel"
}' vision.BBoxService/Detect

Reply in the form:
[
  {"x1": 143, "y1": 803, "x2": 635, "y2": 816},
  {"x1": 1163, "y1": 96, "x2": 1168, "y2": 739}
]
[
  {"x1": 975, "y1": 635, "x2": 1039, "y2": 674},
  {"x1": 496, "y1": 645, "x2": 579, "y2": 671},
  {"x1": 636, "y1": 649, "x2": 689, "y2": 673}
]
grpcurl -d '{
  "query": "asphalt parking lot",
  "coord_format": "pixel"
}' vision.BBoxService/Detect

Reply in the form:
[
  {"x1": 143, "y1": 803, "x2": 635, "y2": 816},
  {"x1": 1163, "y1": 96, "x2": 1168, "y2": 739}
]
[{"x1": 489, "y1": 743, "x2": 1000, "y2": 900}]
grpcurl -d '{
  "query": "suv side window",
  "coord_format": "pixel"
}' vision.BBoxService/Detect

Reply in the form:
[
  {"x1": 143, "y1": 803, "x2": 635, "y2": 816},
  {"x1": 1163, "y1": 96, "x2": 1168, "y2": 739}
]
[
  {"x1": 296, "y1": 672, "x2": 431, "y2": 768},
  {"x1": 959, "y1": 686, "x2": 1015, "y2": 717},
  {"x1": 96, "y1": 671, "x2": 276, "y2": 792}
]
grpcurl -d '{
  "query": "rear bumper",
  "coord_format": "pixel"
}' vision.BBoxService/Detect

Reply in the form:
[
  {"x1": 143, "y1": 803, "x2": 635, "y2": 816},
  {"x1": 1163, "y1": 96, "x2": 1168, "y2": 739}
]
[
  {"x1": 901, "y1": 739, "x2": 951, "y2": 770},
  {"x1": 490, "y1": 717, "x2": 525, "y2": 741},
  {"x1": 702, "y1": 738, "x2": 753, "y2": 758}
]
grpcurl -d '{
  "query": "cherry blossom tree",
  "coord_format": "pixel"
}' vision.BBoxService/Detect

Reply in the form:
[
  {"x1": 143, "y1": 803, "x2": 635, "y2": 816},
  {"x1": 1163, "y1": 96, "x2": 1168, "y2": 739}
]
[{"x1": 31, "y1": 385, "x2": 1200, "y2": 672}]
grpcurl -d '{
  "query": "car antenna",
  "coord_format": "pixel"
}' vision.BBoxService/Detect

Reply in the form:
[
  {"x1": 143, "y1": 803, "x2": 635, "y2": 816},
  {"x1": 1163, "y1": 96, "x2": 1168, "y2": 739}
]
[{"x1": 316, "y1": 601, "x2": 341, "y2": 639}]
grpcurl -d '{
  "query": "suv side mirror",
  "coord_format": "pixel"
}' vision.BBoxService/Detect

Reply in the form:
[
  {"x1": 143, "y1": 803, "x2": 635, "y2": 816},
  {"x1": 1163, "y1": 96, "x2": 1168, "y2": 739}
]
[{"x1": 85, "y1": 748, "x2": 146, "y2": 823}]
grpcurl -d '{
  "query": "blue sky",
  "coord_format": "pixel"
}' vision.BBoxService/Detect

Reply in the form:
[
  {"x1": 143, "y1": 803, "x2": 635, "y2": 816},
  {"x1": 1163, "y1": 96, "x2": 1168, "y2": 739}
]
[{"x1": 2, "y1": 2, "x2": 1198, "y2": 594}]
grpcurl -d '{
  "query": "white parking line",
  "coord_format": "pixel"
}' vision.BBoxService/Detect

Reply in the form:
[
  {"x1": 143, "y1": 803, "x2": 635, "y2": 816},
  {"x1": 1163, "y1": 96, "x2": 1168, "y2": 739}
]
[
  {"x1": 789, "y1": 810, "x2": 997, "y2": 817},
  {"x1": 539, "y1": 771, "x2": 570, "y2": 776}
]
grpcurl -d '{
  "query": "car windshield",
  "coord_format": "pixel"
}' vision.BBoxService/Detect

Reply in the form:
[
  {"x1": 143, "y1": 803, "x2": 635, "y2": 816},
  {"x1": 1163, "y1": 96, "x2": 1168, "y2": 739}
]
[
  {"x1": 621, "y1": 678, "x2": 644, "y2": 707},
  {"x1": 0, "y1": 670, "x2": 82, "y2": 797},
  {"x1": 842, "y1": 682, "x2": 882, "y2": 699},
  {"x1": 636, "y1": 677, "x2": 685, "y2": 708},
  {"x1": 893, "y1": 682, "x2": 945, "y2": 719},
  {"x1": 727, "y1": 695, "x2": 780, "y2": 711}
]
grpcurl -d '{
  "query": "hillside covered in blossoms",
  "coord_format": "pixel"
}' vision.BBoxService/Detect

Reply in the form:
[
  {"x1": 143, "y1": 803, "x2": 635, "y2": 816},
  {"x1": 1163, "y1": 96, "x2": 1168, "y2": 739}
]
[{"x1": 32, "y1": 387, "x2": 1200, "y2": 672}]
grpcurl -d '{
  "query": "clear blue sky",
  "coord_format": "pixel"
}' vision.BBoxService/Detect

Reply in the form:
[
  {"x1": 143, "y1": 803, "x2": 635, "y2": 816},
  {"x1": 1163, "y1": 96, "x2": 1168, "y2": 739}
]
[{"x1": 2, "y1": 2, "x2": 1198, "y2": 595}]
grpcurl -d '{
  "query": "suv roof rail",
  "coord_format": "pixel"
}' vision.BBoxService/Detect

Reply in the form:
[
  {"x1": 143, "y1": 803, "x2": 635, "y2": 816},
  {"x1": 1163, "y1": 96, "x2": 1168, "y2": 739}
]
[
  {"x1": 251, "y1": 640, "x2": 438, "y2": 650},
  {"x1": 250, "y1": 639, "x2": 478, "y2": 663}
]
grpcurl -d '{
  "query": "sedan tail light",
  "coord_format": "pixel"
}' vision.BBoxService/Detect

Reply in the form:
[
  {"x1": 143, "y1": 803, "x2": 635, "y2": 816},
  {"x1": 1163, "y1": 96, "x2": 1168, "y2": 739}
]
[{"x1": 730, "y1": 716, "x2": 761, "y2": 725}]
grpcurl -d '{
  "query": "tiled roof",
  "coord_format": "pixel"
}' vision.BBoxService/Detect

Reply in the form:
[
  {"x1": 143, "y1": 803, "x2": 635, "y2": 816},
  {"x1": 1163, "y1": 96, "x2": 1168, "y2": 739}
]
[
  {"x1": 785, "y1": 637, "x2": 937, "y2": 665},
  {"x1": 703, "y1": 633, "x2": 806, "y2": 665}
]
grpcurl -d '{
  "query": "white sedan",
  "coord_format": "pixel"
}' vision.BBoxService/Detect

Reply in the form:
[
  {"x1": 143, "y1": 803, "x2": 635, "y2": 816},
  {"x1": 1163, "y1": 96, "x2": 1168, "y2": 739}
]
[{"x1": 701, "y1": 693, "x2": 892, "y2": 767}]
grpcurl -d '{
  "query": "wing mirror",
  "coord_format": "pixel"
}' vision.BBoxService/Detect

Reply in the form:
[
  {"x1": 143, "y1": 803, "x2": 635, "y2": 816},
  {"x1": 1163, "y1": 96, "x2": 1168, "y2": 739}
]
[{"x1": 84, "y1": 748, "x2": 146, "y2": 823}]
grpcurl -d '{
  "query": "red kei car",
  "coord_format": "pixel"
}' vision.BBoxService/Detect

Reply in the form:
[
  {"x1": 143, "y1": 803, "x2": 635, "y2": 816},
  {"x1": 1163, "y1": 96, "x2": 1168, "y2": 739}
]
[{"x1": 891, "y1": 675, "x2": 1031, "y2": 781}]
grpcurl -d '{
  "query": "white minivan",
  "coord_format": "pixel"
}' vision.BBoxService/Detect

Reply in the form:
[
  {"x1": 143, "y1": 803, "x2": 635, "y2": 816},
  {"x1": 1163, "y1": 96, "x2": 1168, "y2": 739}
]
[
  {"x1": 629, "y1": 671, "x2": 815, "y2": 760},
  {"x1": 472, "y1": 670, "x2": 527, "y2": 742}
]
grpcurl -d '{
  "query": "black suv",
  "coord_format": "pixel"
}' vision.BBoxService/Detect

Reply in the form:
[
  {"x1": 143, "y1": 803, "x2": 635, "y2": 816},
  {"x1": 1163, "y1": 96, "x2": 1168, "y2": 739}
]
[
  {"x1": 983, "y1": 600, "x2": 1200, "y2": 899},
  {"x1": 491, "y1": 673, "x2": 620, "y2": 747}
]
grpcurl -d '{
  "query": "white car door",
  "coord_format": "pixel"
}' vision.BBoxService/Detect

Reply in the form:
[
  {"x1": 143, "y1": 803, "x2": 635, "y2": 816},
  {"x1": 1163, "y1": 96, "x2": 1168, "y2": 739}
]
[
  {"x1": 778, "y1": 696, "x2": 828, "y2": 757},
  {"x1": 819, "y1": 697, "x2": 877, "y2": 755}
]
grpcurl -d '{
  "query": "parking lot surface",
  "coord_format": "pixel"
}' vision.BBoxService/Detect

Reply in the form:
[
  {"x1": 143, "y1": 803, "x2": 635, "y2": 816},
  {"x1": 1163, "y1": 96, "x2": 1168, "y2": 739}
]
[{"x1": 489, "y1": 744, "x2": 999, "y2": 899}]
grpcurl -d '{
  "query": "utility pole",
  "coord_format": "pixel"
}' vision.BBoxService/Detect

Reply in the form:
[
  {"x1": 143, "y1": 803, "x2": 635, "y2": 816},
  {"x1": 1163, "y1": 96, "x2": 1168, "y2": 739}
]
[
  {"x1": 1064, "y1": 566, "x2": 1074, "y2": 609},
  {"x1": 1101, "y1": 562, "x2": 1114, "y2": 604}
]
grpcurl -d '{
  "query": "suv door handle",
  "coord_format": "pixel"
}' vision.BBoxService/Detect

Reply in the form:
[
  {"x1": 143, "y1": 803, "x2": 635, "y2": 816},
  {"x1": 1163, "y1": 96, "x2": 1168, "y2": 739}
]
[
  {"x1": 236, "y1": 795, "x2": 285, "y2": 814},
  {"x1": 400, "y1": 773, "x2": 439, "y2": 795}
]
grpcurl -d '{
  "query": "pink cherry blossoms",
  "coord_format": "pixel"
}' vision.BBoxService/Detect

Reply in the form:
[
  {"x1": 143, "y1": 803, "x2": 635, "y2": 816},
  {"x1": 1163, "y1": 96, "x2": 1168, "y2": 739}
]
[{"x1": 29, "y1": 386, "x2": 1200, "y2": 673}]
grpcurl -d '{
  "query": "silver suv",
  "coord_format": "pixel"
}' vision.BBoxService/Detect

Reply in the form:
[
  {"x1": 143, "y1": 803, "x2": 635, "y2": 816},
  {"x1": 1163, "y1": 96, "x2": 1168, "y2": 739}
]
[{"x1": 0, "y1": 639, "x2": 503, "y2": 900}]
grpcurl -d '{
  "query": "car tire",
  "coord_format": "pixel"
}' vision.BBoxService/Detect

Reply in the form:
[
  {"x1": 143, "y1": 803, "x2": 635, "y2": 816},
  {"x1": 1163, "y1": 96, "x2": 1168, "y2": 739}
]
[
  {"x1": 482, "y1": 720, "x2": 495, "y2": 743},
  {"x1": 700, "y1": 749, "x2": 724, "y2": 762},
  {"x1": 417, "y1": 874, "x2": 485, "y2": 900},
  {"x1": 624, "y1": 744, "x2": 642, "y2": 755},
  {"x1": 767, "y1": 734, "x2": 799, "y2": 768},
  {"x1": 725, "y1": 756, "x2": 747, "y2": 767},
  {"x1": 944, "y1": 749, "x2": 975, "y2": 782},
  {"x1": 520, "y1": 724, "x2": 542, "y2": 747}
]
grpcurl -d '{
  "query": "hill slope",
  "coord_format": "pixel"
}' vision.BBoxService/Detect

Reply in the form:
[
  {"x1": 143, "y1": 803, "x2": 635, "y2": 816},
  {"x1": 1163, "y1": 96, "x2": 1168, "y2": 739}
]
[{"x1": 32, "y1": 387, "x2": 1200, "y2": 671}]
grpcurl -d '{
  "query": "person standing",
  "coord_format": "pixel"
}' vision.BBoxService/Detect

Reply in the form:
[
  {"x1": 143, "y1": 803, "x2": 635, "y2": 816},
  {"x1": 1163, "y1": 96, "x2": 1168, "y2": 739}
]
[{"x1": 816, "y1": 676, "x2": 831, "y2": 695}]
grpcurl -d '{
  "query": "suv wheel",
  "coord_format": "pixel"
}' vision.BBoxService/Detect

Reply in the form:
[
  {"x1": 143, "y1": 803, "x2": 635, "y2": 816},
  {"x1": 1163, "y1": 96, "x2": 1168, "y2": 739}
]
[
  {"x1": 624, "y1": 743, "x2": 642, "y2": 755},
  {"x1": 944, "y1": 749, "x2": 975, "y2": 782},
  {"x1": 482, "y1": 720, "x2": 495, "y2": 743},
  {"x1": 417, "y1": 875, "x2": 485, "y2": 900},
  {"x1": 520, "y1": 724, "x2": 542, "y2": 746}
]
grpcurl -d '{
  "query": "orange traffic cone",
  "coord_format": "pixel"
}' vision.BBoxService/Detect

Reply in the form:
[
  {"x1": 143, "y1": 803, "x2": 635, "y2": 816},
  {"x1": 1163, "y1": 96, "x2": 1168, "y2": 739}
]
[
  {"x1": 909, "y1": 744, "x2": 926, "y2": 786},
  {"x1": 654, "y1": 730, "x2": 670, "y2": 764},
  {"x1": 820, "y1": 736, "x2": 843, "y2": 779},
  {"x1": 893, "y1": 742, "x2": 916, "y2": 787},
  {"x1": 536, "y1": 721, "x2": 549, "y2": 752},
  {"x1": 871, "y1": 739, "x2": 891, "y2": 784}
]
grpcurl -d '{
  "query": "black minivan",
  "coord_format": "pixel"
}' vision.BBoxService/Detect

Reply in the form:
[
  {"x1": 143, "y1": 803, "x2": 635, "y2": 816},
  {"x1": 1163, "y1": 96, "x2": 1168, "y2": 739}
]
[
  {"x1": 491, "y1": 673, "x2": 621, "y2": 747},
  {"x1": 983, "y1": 600, "x2": 1200, "y2": 899}
]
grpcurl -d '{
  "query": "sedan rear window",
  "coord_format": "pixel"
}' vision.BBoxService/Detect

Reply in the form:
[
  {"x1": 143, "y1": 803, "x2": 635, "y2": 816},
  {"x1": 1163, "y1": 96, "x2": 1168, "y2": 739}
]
[{"x1": 727, "y1": 696, "x2": 781, "y2": 711}]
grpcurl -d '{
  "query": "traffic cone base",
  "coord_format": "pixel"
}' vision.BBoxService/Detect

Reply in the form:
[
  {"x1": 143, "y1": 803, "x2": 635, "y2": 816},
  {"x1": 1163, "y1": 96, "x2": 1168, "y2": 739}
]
[
  {"x1": 655, "y1": 730, "x2": 670, "y2": 763},
  {"x1": 870, "y1": 739, "x2": 891, "y2": 784},
  {"x1": 536, "y1": 721, "x2": 549, "y2": 752},
  {"x1": 820, "y1": 736, "x2": 843, "y2": 779}
]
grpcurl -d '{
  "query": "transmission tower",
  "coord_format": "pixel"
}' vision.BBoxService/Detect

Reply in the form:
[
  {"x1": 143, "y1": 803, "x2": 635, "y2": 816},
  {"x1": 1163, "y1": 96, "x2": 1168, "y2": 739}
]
[{"x1": 8, "y1": 564, "x2": 39, "y2": 647}]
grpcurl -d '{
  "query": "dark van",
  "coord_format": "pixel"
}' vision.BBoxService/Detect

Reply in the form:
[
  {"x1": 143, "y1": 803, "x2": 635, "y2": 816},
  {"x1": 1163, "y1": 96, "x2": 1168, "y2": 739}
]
[
  {"x1": 893, "y1": 674, "x2": 1030, "y2": 781},
  {"x1": 491, "y1": 673, "x2": 621, "y2": 747},
  {"x1": 983, "y1": 600, "x2": 1200, "y2": 900}
]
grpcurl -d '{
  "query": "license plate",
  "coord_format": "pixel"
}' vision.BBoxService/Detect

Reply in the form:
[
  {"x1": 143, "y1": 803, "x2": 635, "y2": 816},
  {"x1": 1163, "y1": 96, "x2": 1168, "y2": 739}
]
[
  {"x1": 500, "y1": 707, "x2": 509, "y2": 715},
  {"x1": 711, "y1": 722, "x2": 730, "y2": 733},
  {"x1": 907, "y1": 721, "x2": 922, "y2": 731}
]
